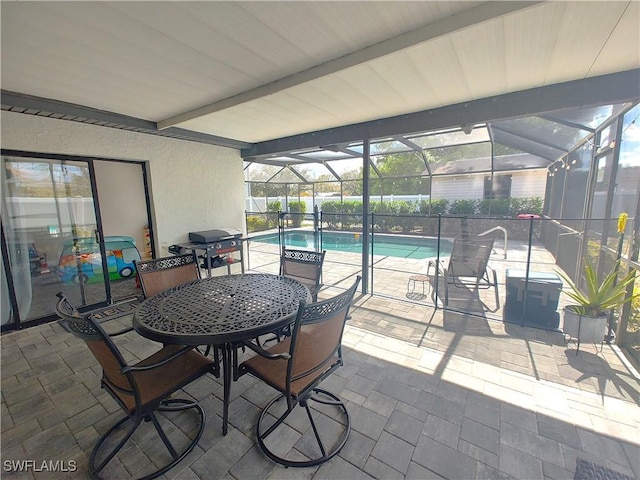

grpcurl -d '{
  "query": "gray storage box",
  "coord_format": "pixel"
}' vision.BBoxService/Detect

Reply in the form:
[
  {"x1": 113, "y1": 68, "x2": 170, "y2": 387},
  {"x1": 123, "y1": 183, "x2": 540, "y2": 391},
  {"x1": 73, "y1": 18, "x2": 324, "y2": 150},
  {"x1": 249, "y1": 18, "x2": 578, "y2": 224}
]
[{"x1": 505, "y1": 269, "x2": 563, "y2": 329}]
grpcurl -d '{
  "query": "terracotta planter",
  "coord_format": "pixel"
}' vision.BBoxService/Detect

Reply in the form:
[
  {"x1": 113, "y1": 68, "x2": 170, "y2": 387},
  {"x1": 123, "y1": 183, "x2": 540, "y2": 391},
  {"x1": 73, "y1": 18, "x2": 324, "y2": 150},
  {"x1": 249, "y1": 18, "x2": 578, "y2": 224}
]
[{"x1": 562, "y1": 305, "x2": 608, "y2": 345}]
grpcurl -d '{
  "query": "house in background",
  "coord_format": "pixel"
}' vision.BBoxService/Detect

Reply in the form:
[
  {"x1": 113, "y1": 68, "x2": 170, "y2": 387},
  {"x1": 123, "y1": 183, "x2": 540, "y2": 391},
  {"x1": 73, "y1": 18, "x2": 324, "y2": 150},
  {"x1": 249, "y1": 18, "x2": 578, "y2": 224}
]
[{"x1": 429, "y1": 154, "x2": 549, "y2": 202}]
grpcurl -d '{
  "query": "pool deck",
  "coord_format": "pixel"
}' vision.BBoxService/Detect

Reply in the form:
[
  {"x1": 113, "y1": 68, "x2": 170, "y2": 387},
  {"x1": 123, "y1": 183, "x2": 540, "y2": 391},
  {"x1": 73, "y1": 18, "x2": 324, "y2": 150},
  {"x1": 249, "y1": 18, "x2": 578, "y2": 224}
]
[
  {"x1": 1, "y1": 235, "x2": 639, "y2": 479},
  {"x1": 246, "y1": 233, "x2": 570, "y2": 326}
]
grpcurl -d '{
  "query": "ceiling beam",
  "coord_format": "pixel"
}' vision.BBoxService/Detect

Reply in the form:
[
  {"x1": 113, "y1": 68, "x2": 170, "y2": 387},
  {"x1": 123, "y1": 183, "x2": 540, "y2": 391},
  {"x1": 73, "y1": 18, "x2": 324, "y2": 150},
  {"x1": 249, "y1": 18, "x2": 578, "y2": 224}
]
[
  {"x1": 1, "y1": 90, "x2": 251, "y2": 150},
  {"x1": 242, "y1": 69, "x2": 640, "y2": 159},
  {"x1": 157, "y1": 1, "x2": 541, "y2": 130}
]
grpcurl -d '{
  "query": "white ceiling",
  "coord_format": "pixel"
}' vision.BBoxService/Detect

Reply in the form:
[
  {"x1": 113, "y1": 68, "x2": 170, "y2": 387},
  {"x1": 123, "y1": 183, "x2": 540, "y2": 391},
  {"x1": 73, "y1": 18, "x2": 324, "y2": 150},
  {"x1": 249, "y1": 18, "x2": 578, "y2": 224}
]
[{"x1": 2, "y1": 1, "x2": 639, "y2": 149}]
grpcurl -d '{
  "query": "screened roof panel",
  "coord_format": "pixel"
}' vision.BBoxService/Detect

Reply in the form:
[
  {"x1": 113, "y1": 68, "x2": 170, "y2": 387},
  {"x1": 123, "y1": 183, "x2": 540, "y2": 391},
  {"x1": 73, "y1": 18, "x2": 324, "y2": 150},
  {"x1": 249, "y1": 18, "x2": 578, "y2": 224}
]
[
  {"x1": 409, "y1": 127, "x2": 490, "y2": 150},
  {"x1": 344, "y1": 143, "x2": 364, "y2": 156},
  {"x1": 491, "y1": 128, "x2": 566, "y2": 162},
  {"x1": 620, "y1": 104, "x2": 640, "y2": 167},
  {"x1": 296, "y1": 149, "x2": 356, "y2": 162},
  {"x1": 427, "y1": 156, "x2": 492, "y2": 176},
  {"x1": 370, "y1": 151, "x2": 426, "y2": 177},
  {"x1": 270, "y1": 167, "x2": 305, "y2": 184},
  {"x1": 289, "y1": 162, "x2": 337, "y2": 181},
  {"x1": 261, "y1": 156, "x2": 299, "y2": 165},
  {"x1": 325, "y1": 157, "x2": 364, "y2": 178},
  {"x1": 244, "y1": 162, "x2": 283, "y2": 182},
  {"x1": 424, "y1": 142, "x2": 492, "y2": 166},
  {"x1": 370, "y1": 138, "x2": 416, "y2": 155},
  {"x1": 491, "y1": 117, "x2": 589, "y2": 154},
  {"x1": 245, "y1": 102, "x2": 636, "y2": 183},
  {"x1": 544, "y1": 103, "x2": 631, "y2": 130}
]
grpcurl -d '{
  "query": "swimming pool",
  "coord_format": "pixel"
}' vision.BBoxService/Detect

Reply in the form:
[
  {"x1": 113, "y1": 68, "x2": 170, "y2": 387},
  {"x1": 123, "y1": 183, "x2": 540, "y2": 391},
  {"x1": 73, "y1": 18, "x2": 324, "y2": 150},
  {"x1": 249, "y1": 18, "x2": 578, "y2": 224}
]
[{"x1": 251, "y1": 231, "x2": 452, "y2": 259}]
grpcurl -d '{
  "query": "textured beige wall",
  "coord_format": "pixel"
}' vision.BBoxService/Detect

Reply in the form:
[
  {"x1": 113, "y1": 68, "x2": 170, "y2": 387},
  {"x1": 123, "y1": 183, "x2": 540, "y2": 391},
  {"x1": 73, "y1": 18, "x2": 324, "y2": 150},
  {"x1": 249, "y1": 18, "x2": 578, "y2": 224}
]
[{"x1": 1, "y1": 111, "x2": 245, "y2": 255}]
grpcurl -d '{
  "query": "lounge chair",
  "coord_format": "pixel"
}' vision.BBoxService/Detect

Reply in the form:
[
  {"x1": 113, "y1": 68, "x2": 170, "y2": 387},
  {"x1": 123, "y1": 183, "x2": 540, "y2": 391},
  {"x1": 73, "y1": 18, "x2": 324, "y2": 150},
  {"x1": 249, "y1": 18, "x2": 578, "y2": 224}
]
[{"x1": 430, "y1": 235, "x2": 500, "y2": 310}]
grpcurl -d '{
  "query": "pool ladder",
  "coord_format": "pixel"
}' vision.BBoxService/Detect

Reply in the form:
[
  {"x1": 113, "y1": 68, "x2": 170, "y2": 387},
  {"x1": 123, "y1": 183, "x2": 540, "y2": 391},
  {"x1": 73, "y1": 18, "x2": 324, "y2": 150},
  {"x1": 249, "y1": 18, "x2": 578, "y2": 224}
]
[{"x1": 479, "y1": 226, "x2": 507, "y2": 259}]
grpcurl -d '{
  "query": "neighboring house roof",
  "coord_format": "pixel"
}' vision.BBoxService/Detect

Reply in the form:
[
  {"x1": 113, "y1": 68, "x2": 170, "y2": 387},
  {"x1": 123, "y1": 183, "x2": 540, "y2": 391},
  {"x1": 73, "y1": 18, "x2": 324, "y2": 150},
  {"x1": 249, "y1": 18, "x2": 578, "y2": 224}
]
[{"x1": 425, "y1": 153, "x2": 549, "y2": 176}]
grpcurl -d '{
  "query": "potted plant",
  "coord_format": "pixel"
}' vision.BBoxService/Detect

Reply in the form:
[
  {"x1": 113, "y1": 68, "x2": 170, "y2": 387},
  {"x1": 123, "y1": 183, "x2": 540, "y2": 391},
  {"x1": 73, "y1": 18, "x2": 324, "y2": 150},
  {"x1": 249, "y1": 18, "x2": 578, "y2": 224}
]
[{"x1": 558, "y1": 259, "x2": 638, "y2": 351}]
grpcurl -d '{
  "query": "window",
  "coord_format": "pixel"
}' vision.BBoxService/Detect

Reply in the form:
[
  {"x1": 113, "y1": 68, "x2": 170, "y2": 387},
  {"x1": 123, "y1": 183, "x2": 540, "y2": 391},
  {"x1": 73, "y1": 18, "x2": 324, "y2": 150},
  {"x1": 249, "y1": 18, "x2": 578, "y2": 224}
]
[{"x1": 484, "y1": 175, "x2": 512, "y2": 199}]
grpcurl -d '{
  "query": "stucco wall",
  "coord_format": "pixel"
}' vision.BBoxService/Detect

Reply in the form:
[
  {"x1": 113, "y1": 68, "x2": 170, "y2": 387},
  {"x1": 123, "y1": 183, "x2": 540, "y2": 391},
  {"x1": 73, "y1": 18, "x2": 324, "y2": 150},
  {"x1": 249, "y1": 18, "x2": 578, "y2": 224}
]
[{"x1": 1, "y1": 111, "x2": 245, "y2": 255}]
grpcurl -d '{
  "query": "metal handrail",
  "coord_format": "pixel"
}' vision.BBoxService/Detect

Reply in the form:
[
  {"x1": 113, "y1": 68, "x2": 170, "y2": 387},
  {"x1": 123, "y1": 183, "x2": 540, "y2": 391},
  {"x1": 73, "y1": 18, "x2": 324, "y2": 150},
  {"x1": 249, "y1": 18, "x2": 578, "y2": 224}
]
[{"x1": 479, "y1": 226, "x2": 508, "y2": 259}]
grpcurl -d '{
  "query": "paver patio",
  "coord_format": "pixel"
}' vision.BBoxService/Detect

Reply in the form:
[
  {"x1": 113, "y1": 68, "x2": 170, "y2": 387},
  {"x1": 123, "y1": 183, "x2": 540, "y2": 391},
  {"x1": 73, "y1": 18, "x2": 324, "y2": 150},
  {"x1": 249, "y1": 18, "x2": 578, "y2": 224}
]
[{"x1": 2, "y1": 277, "x2": 639, "y2": 479}]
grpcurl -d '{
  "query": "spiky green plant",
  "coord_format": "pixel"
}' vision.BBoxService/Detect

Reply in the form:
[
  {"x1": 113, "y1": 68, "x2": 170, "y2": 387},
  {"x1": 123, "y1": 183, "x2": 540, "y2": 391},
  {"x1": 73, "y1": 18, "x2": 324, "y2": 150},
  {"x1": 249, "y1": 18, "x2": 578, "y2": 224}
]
[{"x1": 557, "y1": 259, "x2": 639, "y2": 317}]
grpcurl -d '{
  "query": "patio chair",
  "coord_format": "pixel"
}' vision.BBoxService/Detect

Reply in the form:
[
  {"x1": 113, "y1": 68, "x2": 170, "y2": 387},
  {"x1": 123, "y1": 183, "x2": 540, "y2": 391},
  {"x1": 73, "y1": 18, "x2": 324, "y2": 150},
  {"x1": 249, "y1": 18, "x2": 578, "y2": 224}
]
[
  {"x1": 238, "y1": 276, "x2": 361, "y2": 467},
  {"x1": 55, "y1": 292, "x2": 217, "y2": 480},
  {"x1": 280, "y1": 247, "x2": 326, "y2": 302},
  {"x1": 135, "y1": 252, "x2": 218, "y2": 359},
  {"x1": 261, "y1": 246, "x2": 326, "y2": 345},
  {"x1": 134, "y1": 252, "x2": 200, "y2": 298},
  {"x1": 430, "y1": 235, "x2": 500, "y2": 310}
]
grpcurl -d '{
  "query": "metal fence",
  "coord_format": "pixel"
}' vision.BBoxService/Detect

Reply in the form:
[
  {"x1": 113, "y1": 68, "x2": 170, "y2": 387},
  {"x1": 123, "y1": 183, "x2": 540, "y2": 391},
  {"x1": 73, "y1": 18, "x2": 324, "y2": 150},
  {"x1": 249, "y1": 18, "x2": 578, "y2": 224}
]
[{"x1": 245, "y1": 209, "x2": 640, "y2": 366}]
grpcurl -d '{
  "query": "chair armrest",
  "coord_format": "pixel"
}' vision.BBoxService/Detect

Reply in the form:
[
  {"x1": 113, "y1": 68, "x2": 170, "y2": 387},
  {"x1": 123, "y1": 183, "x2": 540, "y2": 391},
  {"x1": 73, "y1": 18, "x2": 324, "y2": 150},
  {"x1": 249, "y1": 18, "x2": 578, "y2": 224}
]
[
  {"x1": 122, "y1": 346, "x2": 194, "y2": 373},
  {"x1": 241, "y1": 339, "x2": 291, "y2": 360}
]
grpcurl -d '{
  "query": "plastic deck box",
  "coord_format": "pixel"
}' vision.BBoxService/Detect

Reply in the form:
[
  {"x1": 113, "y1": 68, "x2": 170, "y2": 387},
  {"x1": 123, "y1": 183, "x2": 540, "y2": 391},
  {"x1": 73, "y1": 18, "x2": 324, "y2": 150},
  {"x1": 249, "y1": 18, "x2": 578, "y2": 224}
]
[{"x1": 505, "y1": 269, "x2": 563, "y2": 329}]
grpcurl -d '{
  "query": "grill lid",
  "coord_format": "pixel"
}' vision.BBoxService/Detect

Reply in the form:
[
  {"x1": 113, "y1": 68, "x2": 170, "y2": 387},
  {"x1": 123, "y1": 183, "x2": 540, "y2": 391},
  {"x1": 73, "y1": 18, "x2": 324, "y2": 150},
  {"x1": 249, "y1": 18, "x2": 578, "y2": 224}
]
[{"x1": 189, "y1": 228, "x2": 242, "y2": 243}]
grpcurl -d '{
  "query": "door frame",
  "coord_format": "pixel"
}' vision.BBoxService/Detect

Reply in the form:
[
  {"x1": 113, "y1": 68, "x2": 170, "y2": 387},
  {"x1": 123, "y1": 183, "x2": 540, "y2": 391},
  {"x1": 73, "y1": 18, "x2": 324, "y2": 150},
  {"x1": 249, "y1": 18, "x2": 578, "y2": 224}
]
[{"x1": 1, "y1": 149, "x2": 153, "y2": 331}]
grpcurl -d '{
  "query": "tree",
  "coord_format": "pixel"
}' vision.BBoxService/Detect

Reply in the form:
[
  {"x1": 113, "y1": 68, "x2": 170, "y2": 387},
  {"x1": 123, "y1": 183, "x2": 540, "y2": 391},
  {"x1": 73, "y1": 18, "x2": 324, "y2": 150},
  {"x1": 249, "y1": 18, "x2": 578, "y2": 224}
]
[{"x1": 373, "y1": 152, "x2": 429, "y2": 195}]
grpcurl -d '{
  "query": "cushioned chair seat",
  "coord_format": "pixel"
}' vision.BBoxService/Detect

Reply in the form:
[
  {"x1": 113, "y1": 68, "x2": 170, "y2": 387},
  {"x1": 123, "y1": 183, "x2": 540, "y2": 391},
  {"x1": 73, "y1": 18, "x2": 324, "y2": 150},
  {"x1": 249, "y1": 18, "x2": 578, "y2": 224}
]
[
  {"x1": 238, "y1": 276, "x2": 360, "y2": 468},
  {"x1": 56, "y1": 293, "x2": 217, "y2": 479}
]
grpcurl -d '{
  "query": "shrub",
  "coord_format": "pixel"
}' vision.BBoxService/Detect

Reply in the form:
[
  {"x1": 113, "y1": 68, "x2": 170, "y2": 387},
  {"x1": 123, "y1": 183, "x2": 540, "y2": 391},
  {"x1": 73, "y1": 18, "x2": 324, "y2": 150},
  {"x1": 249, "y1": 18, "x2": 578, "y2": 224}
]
[
  {"x1": 430, "y1": 199, "x2": 449, "y2": 215},
  {"x1": 449, "y1": 199, "x2": 479, "y2": 216},
  {"x1": 267, "y1": 200, "x2": 282, "y2": 212},
  {"x1": 320, "y1": 200, "x2": 363, "y2": 230},
  {"x1": 478, "y1": 198, "x2": 510, "y2": 216},
  {"x1": 288, "y1": 201, "x2": 307, "y2": 227},
  {"x1": 516, "y1": 197, "x2": 543, "y2": 215},
  {"x1": 246, "y1": 215, "x2": 269, "y2": 233}
]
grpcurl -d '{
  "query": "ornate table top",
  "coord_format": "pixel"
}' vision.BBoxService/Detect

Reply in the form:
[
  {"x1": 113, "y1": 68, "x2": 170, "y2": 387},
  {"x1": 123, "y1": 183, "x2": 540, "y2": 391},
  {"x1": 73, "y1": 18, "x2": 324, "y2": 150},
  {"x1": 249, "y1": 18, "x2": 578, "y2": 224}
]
[{"x1": 134, "y1": 273, "x2": 310, "y2": 345}]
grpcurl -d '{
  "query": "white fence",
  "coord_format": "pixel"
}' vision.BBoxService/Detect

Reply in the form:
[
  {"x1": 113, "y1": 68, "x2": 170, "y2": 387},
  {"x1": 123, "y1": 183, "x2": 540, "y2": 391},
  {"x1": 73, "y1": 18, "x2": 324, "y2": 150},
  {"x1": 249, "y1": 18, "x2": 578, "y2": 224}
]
[{"x1": 246, "y1": 195, "x2": 431, "y2": 213}]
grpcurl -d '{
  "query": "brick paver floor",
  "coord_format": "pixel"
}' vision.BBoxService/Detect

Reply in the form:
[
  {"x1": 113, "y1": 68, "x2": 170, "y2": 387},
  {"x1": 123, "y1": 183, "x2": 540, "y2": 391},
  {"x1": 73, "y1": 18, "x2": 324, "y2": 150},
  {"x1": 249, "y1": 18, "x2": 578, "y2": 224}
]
[{"x1": 2, "y1": 283, "x2": 639, "y2": 479}]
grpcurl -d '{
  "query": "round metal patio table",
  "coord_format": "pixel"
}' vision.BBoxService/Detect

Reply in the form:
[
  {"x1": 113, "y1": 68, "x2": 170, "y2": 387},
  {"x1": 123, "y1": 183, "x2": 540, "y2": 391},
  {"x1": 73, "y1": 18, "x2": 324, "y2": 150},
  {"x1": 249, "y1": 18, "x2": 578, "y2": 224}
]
[{"x1": 134, "y1": 273, "x2": 310, "y2": 435}]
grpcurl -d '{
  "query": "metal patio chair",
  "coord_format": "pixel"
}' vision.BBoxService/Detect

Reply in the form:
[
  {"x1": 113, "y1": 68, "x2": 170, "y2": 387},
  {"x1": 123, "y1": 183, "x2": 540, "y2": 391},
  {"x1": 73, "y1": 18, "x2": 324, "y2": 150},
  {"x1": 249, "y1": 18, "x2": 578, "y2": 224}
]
[
  {"x1": 134, "y1": 252, "x2": 200, "y2": 298},
  {"x1": 55, "y1": 293, "x2": 217, "y2": 480},
  {"x1": 238, "y1": 276, "x2": 361, "y2": 467},
  {"x1": 280, "y1": 247, "x2": 326, "y2": 302},
  {"x1": 135, "y1": 252, "x2": 219, "y2": 360}
]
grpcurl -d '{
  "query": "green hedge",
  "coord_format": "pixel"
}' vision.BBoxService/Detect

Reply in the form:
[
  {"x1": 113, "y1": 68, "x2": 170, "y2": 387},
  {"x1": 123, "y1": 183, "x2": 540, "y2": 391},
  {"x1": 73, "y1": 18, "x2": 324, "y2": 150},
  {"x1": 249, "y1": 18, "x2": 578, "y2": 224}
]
[
  {"x1": 288, "y1": 201, "x2": 307, "y2": 227},
  {"x1": 316, "y1": 197, "x2": 543, "y2": 236}
]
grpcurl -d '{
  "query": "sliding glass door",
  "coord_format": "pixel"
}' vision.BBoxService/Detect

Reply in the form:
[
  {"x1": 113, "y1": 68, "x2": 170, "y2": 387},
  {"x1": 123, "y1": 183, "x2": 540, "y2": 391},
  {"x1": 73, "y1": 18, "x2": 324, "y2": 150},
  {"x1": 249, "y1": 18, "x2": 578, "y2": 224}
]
[{"x1": 2, "y1": 154, "x2": 109, "y2": 328}]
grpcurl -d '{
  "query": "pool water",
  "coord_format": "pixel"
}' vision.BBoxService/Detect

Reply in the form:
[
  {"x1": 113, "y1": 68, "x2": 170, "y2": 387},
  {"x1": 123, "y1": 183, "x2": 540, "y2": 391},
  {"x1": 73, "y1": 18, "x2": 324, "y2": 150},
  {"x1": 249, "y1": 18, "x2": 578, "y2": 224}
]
[{"x1": 251, "y1": 231, "x2": 452, "y2": 259}]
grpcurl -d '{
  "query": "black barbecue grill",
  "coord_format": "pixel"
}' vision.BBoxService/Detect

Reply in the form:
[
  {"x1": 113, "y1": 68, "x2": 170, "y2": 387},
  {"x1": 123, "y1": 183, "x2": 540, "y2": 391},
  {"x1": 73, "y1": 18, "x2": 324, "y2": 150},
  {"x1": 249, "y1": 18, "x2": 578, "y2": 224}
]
[{"x1": 169, "y1": 228, "x2": 244, "y2": 276}]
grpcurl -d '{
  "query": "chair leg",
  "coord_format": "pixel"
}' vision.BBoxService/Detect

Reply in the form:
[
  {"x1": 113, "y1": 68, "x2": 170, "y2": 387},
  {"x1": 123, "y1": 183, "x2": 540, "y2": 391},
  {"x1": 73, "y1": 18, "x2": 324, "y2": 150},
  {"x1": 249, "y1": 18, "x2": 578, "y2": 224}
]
[
  {"x1": 90, "y1": 399, "x2": 205, "y2": 480},
  {"x1": 303, "y1": 400, "x2": 327, "y2": 458},
  {"x1": 444, "y1": 280, "x2": 449, "y2": 307},
  {"x1": 91, "y1": 415, "x2": 140, "y2": 477},
  {"x1": 150, "y1": 412, "x2": 179, "y2": 459},
  {"x1": 256, "y1": 388, "x2": 350, "y2": 468}
]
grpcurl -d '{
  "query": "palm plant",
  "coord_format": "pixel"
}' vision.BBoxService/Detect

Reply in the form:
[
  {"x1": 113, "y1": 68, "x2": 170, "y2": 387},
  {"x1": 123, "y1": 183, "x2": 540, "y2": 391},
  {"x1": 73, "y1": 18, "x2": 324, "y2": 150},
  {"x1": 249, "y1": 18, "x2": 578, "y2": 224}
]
[{"x1": 558, "y1": 259, "x2": 638, "y2": 317}]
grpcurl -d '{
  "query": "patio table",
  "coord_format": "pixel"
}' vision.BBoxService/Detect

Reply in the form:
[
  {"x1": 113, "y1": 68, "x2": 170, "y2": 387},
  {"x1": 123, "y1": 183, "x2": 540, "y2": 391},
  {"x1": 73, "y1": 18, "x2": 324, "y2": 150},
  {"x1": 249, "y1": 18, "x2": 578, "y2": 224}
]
[{"x1": 133, "y1": 273, "x2": 310, "y2": 434}]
